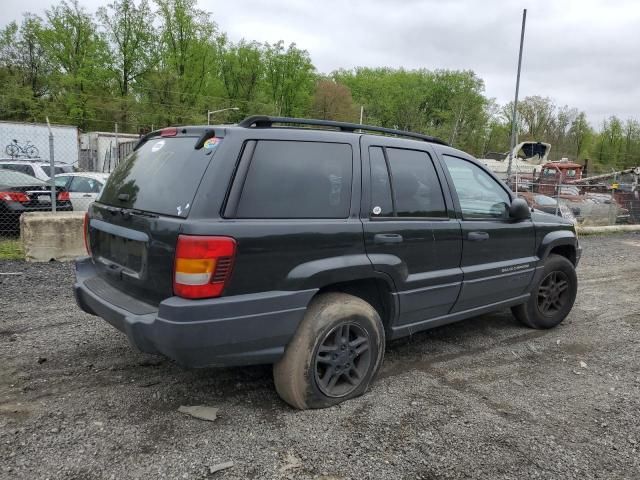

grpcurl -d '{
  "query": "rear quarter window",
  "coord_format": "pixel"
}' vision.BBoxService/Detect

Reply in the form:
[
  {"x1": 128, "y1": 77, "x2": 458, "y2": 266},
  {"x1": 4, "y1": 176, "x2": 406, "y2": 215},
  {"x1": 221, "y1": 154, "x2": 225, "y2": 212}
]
[{"x1": 234, "y1": 140, "x2": 353, "y2": 219}]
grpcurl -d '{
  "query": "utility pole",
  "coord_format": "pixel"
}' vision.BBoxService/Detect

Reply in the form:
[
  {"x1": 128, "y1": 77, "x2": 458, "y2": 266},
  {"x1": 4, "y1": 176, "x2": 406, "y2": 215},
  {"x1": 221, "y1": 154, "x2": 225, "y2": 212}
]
[
  {"x1": 506, "y1": 8, "x2": 527, "y2": 180},
  {"x1": 359, "y1": 106, "x2": 364, "y2": 124}
]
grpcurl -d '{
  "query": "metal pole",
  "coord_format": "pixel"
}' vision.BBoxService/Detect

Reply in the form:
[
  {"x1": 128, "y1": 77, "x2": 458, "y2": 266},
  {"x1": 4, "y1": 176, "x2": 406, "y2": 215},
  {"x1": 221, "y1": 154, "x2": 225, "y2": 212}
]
[
  {"x1": 360, "y1": 105, "x2": 364, "y2": 124},
  {"x1": 506, "y1": 8, "x2": 527, "y2": 180},
  {"x1": 46, "y1": 117, "x2": 56, "y2": 213},
  {"x1": 114, "y1": 123, "x2": 119, "y2": 170}
]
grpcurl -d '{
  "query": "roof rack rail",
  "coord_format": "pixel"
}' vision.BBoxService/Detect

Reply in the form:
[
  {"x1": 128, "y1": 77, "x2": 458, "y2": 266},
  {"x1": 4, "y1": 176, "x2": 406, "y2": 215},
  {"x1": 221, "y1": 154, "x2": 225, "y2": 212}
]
[{"x1": 237, "y1": 116, "x2": 449, "y2": 146}]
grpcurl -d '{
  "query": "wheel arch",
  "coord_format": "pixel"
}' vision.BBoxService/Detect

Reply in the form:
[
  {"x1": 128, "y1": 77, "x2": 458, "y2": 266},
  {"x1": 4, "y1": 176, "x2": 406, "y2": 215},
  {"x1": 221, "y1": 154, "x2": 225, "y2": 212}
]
[
  {"x1": 538, "y1": 230, "x2": 578, "y2": 265},
  {"x1": 315, "y1": 276, "x2": 397, "y2": 334}
]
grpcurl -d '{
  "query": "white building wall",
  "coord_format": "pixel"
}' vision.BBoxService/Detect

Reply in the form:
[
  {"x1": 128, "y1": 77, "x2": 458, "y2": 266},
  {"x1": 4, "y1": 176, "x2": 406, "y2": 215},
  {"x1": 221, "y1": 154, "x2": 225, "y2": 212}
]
[{"x1": 0, "y1": 121, "x2": 79, "y2": 165}]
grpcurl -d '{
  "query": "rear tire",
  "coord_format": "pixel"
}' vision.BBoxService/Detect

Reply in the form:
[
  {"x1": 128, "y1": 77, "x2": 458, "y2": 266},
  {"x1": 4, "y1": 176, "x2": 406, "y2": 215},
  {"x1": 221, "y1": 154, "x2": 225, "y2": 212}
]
[
  {"x1": 273, "y1": 292, "x2": 385, "y2": 409},
  {"x1": 512, "y1": 254, "x2": 577, "y2": 329}
]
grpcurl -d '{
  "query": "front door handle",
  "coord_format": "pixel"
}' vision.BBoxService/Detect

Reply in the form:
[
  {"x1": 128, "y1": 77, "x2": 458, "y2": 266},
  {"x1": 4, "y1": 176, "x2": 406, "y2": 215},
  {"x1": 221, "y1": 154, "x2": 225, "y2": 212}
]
[
  {"x1": 374, "y1": 233, "x2": 403, "y2": 244},
  {"x1": 468, "y1": 231, "x2": 490, "y2": 242}
]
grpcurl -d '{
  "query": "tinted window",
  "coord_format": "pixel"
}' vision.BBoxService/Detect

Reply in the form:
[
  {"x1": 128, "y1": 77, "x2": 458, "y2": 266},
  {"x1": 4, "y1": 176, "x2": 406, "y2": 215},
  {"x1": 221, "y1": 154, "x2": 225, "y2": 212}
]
[
  {"x1": 386, "y1": 148, "x2": 446, "y2": 217},
  {"x1": 443, "y1": 155, "x2": 511, "y2": 219},
  {"x1": 236, "y1": 141, "x2": 352, "y2": 219},
  {"x1": 0, "y1": 164, "x2": 35, "y2": 176},
  {"x1": 369, "y1": 147, "x2": 393, "y2": 217},
  {"x1": 42, "y1": 165, "x2": 73, "y2": 177},
  {"x1": 70, "y1": 176, "x2": 102, "y2": 193},
  {"x1": 0, "y1": 170, "x2": 45, "y2": 187},
  {"x1": 99, "y1": 136, "x2": 215, "y2": 217}
]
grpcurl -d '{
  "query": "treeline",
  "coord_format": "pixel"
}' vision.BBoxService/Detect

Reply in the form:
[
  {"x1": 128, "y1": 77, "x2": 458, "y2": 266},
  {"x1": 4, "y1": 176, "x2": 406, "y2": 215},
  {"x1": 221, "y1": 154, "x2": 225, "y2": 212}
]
[{"x1": 1, "y1": 0, "x2": 639, "y2": 172}]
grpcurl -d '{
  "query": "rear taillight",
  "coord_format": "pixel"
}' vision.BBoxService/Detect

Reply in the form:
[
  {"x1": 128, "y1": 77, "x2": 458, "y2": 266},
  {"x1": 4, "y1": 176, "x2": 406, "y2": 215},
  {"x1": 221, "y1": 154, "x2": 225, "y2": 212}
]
[
  {"x1": 173, "y1": 235, "x2": 236, "y2": 299},
  {"x1": 57, "y1": 191, "x2": 70, "y2": 201},
  {"x1": 0, "y1": 191, "x2": 29, "y2": 203},
  {"x1": 83, "y1": 212, "x2": 91, "y2": 255}
]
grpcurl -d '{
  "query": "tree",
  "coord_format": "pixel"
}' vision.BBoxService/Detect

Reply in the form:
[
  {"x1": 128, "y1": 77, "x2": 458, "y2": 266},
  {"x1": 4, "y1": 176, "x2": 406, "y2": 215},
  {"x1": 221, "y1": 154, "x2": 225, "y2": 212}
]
[
  {"x1": 39, "y1": 0, "x2": 112, "y2": 129},
  {"x1": 263, "y1": 41, "x2": 315, "y2": 116},
  {"x1": 311, "y1": 79, "x2": 355, "y2": 121},
  {"x1": 97, "y1": 0, "x2": 157, "y2": 97}
]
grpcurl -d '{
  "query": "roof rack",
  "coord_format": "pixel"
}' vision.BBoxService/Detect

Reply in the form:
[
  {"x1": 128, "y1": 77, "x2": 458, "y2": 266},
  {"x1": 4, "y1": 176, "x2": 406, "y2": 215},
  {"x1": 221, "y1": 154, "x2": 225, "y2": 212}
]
[{"x1": 237, "y1": 116, "x2": 449, "y2": 146}]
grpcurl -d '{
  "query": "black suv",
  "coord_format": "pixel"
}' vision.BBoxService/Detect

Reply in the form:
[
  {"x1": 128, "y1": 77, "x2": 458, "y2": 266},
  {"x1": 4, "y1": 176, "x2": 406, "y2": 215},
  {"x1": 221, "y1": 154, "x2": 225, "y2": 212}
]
[{"x1": 74, "y1": 116, "x2": 580, "y2": 409}]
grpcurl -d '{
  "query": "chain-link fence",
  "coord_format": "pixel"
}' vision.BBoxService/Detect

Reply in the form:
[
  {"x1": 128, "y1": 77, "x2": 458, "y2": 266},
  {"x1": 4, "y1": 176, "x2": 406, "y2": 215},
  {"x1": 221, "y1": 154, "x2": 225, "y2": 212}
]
[
  {"x1": 1, "y1": 120, "x2": 139, "y2": 237},
  {"x1": 510, "y1": 178, "x2": 640, "y2": 226}
]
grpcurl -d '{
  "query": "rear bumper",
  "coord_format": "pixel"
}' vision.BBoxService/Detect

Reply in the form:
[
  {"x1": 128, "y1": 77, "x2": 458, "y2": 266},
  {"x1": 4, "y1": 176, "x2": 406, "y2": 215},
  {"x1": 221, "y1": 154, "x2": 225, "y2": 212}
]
[{"x1": 74, "y1": 257, "x2": 316, "y2": 367}]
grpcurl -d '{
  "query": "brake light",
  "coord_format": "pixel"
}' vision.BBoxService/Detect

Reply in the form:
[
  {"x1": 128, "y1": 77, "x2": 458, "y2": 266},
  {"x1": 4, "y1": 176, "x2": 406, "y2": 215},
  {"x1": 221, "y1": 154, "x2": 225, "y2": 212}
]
[
  {"x1": 83, "y1": 212, "x2": 91, "y2": 255},
  {"x1": 57, "y1": 191, "x2": 70, "y2": 201},
  {"x1": 173, "y1": 235, "x2": 236, "y2": 299},
  {"x1": 160, "y1": 127, "x2": 178, "y2": 137},
  {"x1": 0, "y1": 191, "x2": 29, "y2": 203}
]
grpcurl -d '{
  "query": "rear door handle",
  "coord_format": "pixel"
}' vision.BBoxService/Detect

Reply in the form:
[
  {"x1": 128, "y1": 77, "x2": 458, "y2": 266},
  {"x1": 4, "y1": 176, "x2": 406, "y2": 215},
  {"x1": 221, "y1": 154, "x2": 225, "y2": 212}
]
[
  {"x1": 468, "y1": 231, "x2": 490, "y2": 242},
  {"x1": 374, "y1": 233, "x2": 403, "y2": 244}
]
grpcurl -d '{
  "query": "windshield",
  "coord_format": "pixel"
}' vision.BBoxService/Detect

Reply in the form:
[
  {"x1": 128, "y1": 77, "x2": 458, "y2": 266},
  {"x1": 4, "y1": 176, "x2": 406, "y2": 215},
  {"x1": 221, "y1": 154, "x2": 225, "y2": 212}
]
[
  {"x1": 98, "y1": 136, "x2": 216, "y2": 217},
  {"x1": 0, "y1": 170, "x2": 46, "y2": 187}
]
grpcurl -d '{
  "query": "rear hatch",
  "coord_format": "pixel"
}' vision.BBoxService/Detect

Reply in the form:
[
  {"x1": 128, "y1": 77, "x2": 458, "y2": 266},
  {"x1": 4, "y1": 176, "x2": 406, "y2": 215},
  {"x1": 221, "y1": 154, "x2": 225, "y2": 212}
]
[{"x1": 87, "y1": 129, "x2": 220, "y2": 305}]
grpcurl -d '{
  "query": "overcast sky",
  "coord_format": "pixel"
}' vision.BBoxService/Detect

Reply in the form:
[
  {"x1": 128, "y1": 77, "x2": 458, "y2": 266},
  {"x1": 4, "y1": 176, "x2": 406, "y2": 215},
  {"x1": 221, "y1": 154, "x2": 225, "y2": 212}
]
[{"x1": 2, "y1": 0, "x2": 639, "y2": 127}]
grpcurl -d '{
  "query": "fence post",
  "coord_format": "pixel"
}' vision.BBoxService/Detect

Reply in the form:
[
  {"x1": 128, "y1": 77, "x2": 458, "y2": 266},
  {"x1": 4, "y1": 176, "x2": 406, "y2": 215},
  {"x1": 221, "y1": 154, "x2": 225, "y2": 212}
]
[
  {"x1": 114, "y1": 122, "x2": 119, "y2": 170},
  {"x1": 46, "y1": 117, "x2": 56, "y2": 213}
]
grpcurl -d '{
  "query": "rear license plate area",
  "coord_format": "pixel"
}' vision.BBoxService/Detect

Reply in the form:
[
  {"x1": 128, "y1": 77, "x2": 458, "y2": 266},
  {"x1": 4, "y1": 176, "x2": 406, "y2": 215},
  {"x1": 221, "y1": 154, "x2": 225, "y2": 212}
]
[{"x1": 95, "y1": 230, "x2": 144, "y2": 272}]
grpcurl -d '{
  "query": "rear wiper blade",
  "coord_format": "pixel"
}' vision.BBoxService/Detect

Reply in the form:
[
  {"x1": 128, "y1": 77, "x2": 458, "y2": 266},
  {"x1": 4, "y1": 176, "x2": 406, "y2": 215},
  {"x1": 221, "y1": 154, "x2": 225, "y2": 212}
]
[{"x1": 124, "y1": 209, "x2": 158, "y2": 219}]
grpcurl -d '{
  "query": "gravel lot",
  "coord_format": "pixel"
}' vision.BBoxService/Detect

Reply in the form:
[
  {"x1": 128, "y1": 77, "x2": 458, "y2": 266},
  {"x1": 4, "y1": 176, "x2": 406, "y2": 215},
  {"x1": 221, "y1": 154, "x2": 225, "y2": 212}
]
[{"x1": 1, "y1": 233, "x2": 640, "y2": 480}]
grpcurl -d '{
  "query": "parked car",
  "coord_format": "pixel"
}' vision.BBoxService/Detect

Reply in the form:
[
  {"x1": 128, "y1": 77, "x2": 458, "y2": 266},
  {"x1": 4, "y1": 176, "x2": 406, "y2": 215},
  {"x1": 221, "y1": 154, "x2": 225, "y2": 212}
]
[
  {"x1": 518, "y1": 192, "x2": 580, "y2": 223},
  {"x1": 74, "y1": 117, "x2": 581, "y2": 409},
  {"x1": 0, "y1": 159, "x2": 74, "y2": 181},
  {"x1": 54, "y1": 172, "x2": 109, "y2": 211},
  {"x1": 0, "y1": 170, "x2": 73, "y2": 234}
]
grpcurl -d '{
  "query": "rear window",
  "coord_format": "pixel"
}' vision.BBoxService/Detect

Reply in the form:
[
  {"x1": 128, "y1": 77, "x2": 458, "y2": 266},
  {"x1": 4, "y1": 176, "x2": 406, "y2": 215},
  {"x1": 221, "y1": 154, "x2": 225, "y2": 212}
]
[
  {"x1": 41, "y1": 165, "x2": 73, "y2": 177},
  {"x1": 235, "y1": 140, "x2": 352, "y2": 219},
  {"x1": 99, "y1": 136, "x2": 214, "y2": 217},
  {"x1": 0, "y1": 163, "x2": 35, "y2": 176},
  {"x1": 0, "y1": 170, "x2": 45, "y2": 186}
]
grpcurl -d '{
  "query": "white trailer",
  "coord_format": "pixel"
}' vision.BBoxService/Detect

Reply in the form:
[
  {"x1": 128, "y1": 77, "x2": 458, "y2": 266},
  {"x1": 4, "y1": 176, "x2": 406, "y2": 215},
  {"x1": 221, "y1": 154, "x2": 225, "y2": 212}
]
[
  {"x1": 79, "y1": 131, "x2": 140, "y2": 173},
  {"x1": 0, "y1": 120, "x2": 79, "y2": 166}
]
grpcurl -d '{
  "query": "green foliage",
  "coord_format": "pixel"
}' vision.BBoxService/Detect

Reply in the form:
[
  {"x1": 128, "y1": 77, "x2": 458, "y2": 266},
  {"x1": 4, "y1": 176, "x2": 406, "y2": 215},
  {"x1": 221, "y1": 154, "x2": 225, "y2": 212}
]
[
  {"x1": 0, "y1": 0, "x2": 638, "y2": 172},
  {"x1": 0, "y1": 239, "x2": 24, "y2": 260}
]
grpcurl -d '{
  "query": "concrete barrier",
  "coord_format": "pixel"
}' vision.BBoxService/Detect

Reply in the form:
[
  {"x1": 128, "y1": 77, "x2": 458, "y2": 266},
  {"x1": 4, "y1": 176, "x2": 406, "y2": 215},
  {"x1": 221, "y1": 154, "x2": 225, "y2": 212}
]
[
  {"x1": 577, "y1": 224, "x2": 640, "y2": 235},
  {"x1": 20, "y1": 212, "x2": 86, "y2": 262}
]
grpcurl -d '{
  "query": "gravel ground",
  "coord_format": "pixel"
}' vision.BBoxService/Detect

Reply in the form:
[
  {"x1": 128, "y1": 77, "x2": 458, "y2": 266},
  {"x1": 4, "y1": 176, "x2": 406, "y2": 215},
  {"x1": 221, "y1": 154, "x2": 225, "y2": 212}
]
[{"x1": 1, "y1": 233, "x2": 640, "y2": 480}]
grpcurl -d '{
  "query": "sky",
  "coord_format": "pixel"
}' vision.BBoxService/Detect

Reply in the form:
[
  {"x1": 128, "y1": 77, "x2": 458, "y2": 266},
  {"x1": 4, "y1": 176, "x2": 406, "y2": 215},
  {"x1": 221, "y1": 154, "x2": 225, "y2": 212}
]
[{"x1": 2, "y1": 0, "x2": 639, "y2": 126}]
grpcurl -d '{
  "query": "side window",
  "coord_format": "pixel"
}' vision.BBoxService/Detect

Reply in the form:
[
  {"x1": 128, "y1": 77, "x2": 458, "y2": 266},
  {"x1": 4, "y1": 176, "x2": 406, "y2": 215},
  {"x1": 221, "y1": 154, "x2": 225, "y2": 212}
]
[
  {"x1": 70, "y1": 176, "x2": 101, "y2": 193},
  {"x1": 443, "y1": 155, "x2": 511, "y2": 219},
  {"x1": 369, "y1": 147, "x2": 393, "y2": 217},
  {"x1": 235, "y1": 141, "x2": 352, "y2": 219},
  {"x1": 369, "y1": 147, "x2": 447, "y2": 218},
  {"x1": 386, "y1": 148, "x2": 447, "y2": 217}
]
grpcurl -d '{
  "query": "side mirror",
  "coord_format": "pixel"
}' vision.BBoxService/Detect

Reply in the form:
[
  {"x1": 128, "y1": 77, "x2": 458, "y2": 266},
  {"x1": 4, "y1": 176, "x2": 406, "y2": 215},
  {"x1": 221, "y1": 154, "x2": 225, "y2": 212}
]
[{"x1": 509, "y1": 197, "x2": 531, "y2": 221}]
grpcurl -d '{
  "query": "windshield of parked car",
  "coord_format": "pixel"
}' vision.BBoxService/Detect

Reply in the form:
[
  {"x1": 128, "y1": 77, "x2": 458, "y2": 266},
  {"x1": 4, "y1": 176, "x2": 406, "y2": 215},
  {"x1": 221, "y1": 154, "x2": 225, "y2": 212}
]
[
  {"x1": 534, "y1": 195, "x2": 558, "y2": 206},
  {"x1": 0, "y1": 170, "x2": 46, "y2": 187}
]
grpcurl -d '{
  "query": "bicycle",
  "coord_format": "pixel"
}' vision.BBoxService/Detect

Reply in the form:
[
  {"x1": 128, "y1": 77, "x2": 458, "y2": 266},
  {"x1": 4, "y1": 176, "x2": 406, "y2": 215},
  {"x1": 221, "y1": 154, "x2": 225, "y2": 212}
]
[{"x1": 5, "y1": 139, "x2": 39, "y2": 158}]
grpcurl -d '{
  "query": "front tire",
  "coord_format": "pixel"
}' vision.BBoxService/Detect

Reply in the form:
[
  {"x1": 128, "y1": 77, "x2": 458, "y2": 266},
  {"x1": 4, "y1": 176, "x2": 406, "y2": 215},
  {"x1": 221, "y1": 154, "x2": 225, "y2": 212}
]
[
  {"x1": 512, "y1": 254, "x2": 577, "y2": 329},
  {"x1": 273, "y1": 292, "x2": 385, "y2": 409}
]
